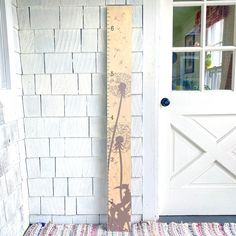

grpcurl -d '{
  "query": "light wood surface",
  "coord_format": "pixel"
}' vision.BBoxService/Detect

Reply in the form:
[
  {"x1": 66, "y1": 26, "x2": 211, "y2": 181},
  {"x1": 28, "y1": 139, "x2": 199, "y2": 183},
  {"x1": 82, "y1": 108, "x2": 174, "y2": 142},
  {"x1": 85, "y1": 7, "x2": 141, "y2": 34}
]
[{"x1": 107, "y1": 6, "x2": 132, "y2": 232}]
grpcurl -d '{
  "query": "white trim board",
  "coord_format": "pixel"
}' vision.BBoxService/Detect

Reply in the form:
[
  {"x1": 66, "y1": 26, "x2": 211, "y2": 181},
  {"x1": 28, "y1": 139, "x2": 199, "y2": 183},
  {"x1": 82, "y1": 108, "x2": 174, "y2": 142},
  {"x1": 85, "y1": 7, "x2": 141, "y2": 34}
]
[
  {"x1": 143, "y1": 0, "x2": 176, "y2": 220},
  {"x1": 143, "y1": 0, "x2": 160, "y2": 220},
  {"x1": 0, "y1": 0, "x2": 21, "y2": 123},
  {"x1": 0, "y1": 0, "x2": 11, "y2": 89}
]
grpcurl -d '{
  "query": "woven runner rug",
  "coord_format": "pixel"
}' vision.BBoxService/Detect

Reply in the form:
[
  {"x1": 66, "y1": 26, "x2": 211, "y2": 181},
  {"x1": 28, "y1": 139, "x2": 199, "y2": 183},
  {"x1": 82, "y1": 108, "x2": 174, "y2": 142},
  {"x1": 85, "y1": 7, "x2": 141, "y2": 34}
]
[{"x1": 24, "y1": 221, "x2": 236, "y2": 236}]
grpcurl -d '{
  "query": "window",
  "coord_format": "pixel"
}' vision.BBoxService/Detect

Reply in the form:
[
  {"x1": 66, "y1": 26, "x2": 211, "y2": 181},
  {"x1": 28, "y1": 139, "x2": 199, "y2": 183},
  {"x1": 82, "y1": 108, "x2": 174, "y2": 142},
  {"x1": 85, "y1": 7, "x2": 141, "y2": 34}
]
[
  {"x1": 172, "y1": 1, "x2": 235, "y2": 91},
  {"x1": 0, "y1": 0, "x2": 11, "y2": 89}
]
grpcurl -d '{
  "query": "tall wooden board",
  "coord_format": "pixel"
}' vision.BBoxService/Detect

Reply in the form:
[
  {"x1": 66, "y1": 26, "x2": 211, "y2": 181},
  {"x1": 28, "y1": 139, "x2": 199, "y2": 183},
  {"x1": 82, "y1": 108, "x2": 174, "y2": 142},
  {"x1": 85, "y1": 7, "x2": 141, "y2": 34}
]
[{"x1": 107, "y1": 6, "x2": 132, "y2": 232}]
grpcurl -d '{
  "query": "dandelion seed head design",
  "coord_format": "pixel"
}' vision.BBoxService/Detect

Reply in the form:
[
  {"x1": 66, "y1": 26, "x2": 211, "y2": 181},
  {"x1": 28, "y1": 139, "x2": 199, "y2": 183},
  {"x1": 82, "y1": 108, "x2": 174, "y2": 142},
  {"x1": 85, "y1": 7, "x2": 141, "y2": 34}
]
[
  {"x1": 107, "y1": 124, "x2": 131, "y2": 155},
  {"x1": 110, "y1": 73, "x2": 131, "y2": 97}
]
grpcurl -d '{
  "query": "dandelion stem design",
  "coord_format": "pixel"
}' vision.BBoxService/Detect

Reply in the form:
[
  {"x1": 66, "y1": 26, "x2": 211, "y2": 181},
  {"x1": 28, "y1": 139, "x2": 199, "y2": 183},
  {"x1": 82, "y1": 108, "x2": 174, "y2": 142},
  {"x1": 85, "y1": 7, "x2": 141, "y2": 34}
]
[
  {"x1": 119, "y1": 146, "x2": 123, "y2": 201},
  {"x1": 108, "y1": 74, "x2": 129, "y2": 171},
  {"x1": 108, "y1": 95, "x2": 123, "y2": 171}
]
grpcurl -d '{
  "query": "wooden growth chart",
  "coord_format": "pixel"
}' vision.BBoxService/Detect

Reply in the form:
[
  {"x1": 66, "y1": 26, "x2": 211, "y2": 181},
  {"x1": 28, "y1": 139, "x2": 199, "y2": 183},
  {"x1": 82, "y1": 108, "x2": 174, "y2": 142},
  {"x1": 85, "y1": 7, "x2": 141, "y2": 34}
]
[{"x1": 107, "y1": 6, "x2": 132, "y2": 232}]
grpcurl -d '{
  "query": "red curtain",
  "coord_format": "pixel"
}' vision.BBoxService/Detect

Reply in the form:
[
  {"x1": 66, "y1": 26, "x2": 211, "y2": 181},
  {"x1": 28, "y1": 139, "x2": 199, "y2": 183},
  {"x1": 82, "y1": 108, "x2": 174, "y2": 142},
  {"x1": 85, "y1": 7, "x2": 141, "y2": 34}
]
[{"x1": 195, "y1": 6, "x2": 229, "y2": 28}]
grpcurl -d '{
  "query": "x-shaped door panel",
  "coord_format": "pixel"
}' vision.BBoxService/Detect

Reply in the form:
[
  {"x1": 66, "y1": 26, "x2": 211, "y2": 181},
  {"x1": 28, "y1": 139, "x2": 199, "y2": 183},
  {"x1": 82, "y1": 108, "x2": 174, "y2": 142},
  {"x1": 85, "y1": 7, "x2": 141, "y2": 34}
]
[{"x1": 170, "y1": 113, "x2": 236, "y2": 188}]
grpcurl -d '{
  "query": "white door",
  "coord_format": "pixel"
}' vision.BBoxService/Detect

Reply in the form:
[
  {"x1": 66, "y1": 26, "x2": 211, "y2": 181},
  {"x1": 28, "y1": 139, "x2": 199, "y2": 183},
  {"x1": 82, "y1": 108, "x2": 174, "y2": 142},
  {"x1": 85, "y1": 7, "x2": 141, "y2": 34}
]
[{"x1": 157, "y1": 0, "x2": 236, "y2": 215}]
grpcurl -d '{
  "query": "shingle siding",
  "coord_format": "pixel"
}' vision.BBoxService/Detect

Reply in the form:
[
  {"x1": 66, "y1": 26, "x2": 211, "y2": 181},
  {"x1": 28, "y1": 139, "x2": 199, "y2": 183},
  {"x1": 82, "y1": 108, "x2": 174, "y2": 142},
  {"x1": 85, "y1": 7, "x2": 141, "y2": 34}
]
[{"x1": 18, "y1": 0, "x2": 144, "y2": 223}]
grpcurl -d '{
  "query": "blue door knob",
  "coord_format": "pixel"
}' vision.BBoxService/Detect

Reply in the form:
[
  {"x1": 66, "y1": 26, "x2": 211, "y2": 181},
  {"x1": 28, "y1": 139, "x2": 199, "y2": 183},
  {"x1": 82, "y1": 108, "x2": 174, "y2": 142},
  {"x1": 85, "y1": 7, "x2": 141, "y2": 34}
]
[{"x1": 161, "y1": 98, "x2": 170, "y2": 107}]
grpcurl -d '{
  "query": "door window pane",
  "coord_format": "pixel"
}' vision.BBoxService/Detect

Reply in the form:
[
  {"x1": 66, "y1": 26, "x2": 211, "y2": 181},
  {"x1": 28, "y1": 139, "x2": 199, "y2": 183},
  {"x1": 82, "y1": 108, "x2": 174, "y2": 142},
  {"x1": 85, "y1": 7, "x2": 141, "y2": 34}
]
[
  {"x1": 206, "y1": 5, "x2": 235, "y2": 46},
  {"x1": 172, "y1": 52, "x2": 200, "y2": 90},
  {"x1": 173, "y1": 7, "x2": 201, "y2": 47},
  {"x1": 205, "y1": 51, "x2": 233, "y2": 90}
]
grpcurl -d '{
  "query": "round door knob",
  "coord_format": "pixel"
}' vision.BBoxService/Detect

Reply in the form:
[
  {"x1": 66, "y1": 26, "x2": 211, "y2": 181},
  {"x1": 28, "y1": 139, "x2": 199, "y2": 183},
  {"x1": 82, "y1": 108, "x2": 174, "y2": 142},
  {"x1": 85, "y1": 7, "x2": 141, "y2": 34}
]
[{"x1": 161, "y1": 98, "x2": 170, "y2": 107}]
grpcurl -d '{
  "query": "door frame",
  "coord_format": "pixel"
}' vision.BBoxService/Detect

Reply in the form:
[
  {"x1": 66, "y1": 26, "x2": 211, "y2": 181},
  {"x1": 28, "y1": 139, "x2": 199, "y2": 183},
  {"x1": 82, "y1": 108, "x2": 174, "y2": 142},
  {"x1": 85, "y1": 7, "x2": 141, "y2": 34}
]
[{"x1": 143, "y1": 0, "x2": 171, "y2": 220}]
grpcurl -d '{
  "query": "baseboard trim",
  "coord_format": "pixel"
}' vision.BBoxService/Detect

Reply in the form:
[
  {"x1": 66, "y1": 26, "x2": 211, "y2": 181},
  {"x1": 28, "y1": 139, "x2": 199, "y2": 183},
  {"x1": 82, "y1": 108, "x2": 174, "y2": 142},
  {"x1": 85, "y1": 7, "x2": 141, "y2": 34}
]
[{"x1": 159, "y1": 215, "x2": 236, "y2": 223}]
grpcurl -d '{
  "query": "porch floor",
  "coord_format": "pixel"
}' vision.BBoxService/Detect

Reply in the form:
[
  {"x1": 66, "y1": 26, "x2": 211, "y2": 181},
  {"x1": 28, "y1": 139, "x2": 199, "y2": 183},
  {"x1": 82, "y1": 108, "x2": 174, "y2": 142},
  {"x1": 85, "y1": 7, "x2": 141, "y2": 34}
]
[{"x1": 24, "y1": 221, "x2": 236, "y2": 235}]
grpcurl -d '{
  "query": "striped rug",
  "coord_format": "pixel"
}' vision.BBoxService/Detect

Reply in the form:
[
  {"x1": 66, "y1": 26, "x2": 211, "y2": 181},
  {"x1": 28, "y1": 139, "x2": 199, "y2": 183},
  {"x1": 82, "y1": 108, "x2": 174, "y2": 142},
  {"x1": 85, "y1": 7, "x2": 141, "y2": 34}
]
[{"x1": 24, "y1": 222, "x2": 236, "y2": 236}]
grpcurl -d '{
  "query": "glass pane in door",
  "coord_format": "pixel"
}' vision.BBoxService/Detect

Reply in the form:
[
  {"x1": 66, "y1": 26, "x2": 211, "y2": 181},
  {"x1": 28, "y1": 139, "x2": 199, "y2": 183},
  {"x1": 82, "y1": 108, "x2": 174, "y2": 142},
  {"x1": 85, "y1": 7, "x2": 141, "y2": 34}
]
[
  {"x1": 173, "y1": 7, "x2": 201, "y2": 47},
  {"x1": 206, "y1": 5, "x2": 235, "y2": 46},
  {"x1": 205, "y1": 51, "x2": 233, "y2": 90},
  {"x1": 172, "y1": 52, "x2": 200, "y2": 90}
]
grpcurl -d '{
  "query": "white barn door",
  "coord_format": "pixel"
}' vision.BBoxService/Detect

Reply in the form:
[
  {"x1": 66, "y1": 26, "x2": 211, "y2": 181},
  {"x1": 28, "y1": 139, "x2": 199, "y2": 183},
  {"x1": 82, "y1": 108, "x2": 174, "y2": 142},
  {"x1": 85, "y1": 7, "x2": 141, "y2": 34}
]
[{"x1": 157, "y1": 0, "x2": 236, "y2": 215}]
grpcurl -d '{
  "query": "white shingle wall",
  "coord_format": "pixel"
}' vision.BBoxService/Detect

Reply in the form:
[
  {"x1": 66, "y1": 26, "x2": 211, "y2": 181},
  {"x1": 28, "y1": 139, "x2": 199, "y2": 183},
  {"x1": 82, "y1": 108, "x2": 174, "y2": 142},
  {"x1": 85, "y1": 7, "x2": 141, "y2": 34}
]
[
  {"x1": 0, "y1": 3, "x2": 29, "y2": 235},
  {"x1": 18, "y1": 0, "x2": 143, "y2": 223}
]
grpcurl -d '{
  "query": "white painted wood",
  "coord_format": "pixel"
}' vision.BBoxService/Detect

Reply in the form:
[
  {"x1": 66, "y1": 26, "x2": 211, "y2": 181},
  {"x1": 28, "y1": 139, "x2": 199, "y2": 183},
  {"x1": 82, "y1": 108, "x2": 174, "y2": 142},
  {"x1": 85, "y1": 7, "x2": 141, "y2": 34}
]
[
  {"x1": 173, "y1": 1, "x2": 236, "y2": 7},
  {"x1": 0, "y1": 0, "x2": 10, "y2": 89},
  {"x1": 0, "y1": 0, "x2": 19, "y2": 95},
  {"x1": 156, "y1": 0, "x2": 236, "y2": 215},
  {"x1": 173, "y1": 46, "x2": 236, "y2": 52},
  {"x1": 143, "y1": 0, "x2": 159, "y2": 220},
  {"x1": 156, "y1": 0, "x2": 173, "y2": 216}
]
